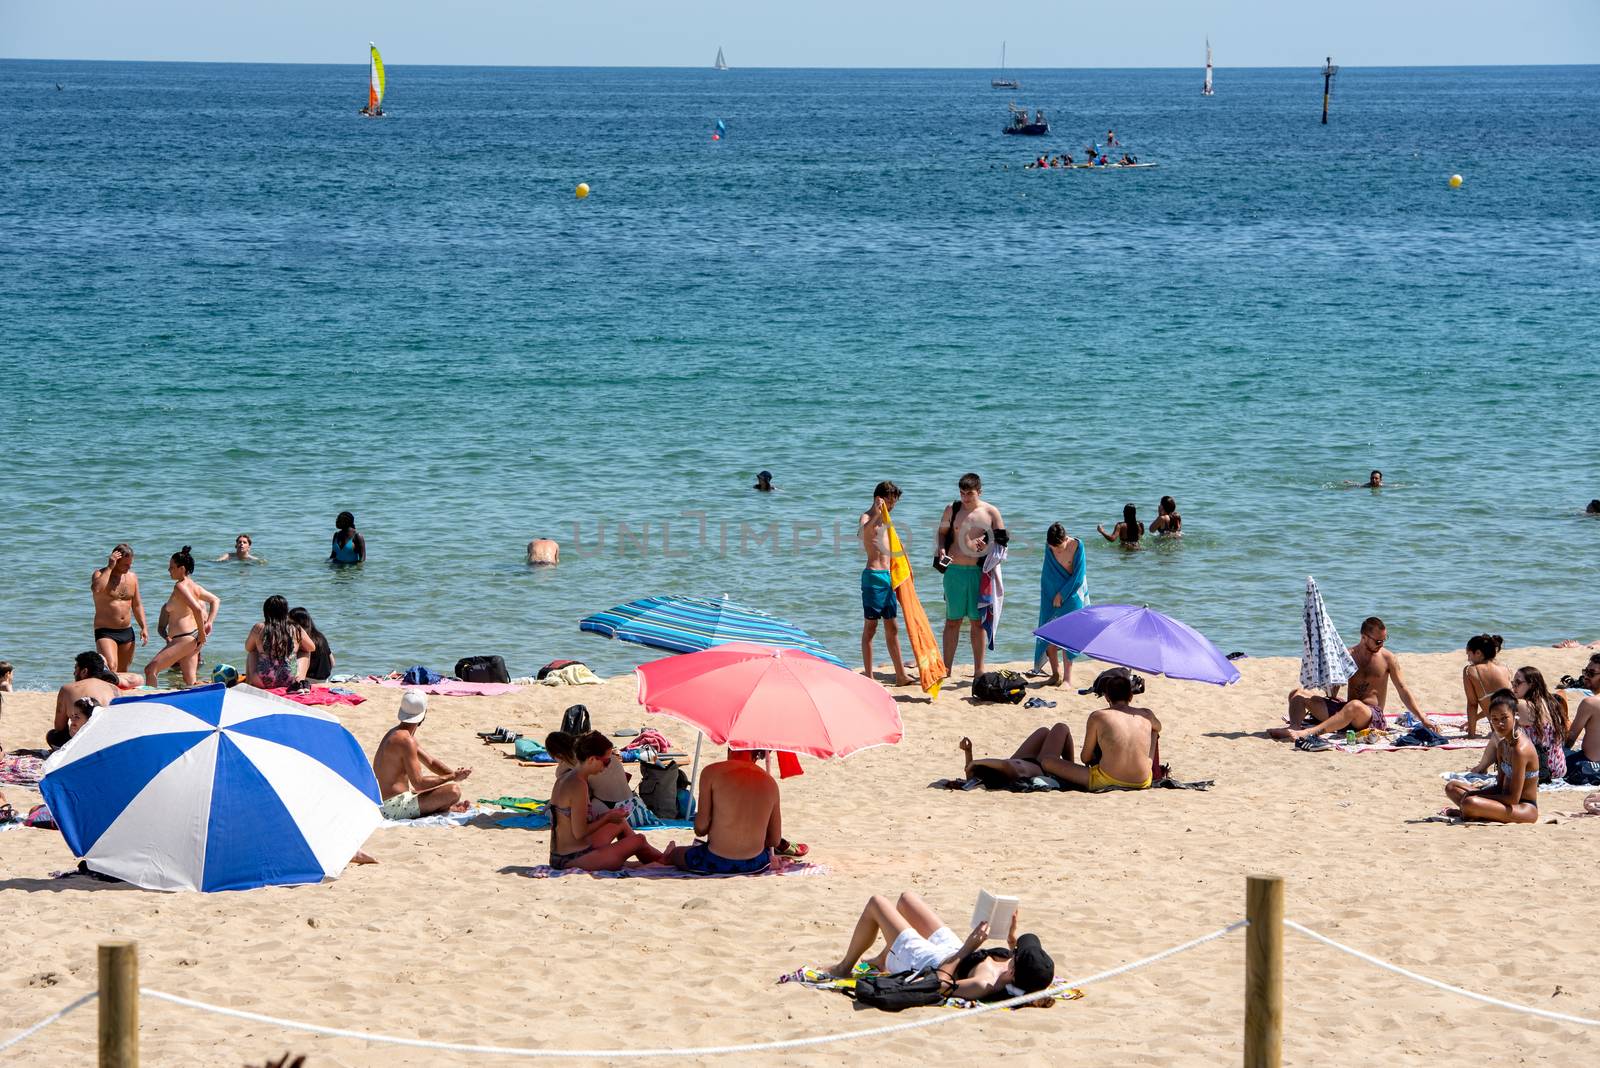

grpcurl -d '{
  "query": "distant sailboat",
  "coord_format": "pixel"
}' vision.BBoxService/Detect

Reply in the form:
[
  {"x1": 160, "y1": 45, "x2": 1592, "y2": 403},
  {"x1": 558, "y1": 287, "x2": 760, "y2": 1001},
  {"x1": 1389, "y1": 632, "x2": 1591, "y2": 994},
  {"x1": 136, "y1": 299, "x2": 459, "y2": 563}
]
[
  {"x1": 992, "y1": 41, "x2": 1019, "y2": 90},
  {"x1": 1202, "y1": 38, "x2": 1215, "y2": 96},
  {"x1": 361, "y1": 42, "x2": 386, "y2": 116},
  {"x1": 715, "y1": 46, "x2": 728, "y2": 71}
]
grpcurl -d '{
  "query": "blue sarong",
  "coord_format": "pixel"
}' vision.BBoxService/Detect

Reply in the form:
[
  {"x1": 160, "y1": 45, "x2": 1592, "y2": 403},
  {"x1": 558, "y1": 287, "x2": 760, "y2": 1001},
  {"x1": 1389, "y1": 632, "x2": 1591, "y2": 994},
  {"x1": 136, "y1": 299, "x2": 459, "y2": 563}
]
[{"x1": 1034, "y1": 537, "x2": 1089, "y2": 671}]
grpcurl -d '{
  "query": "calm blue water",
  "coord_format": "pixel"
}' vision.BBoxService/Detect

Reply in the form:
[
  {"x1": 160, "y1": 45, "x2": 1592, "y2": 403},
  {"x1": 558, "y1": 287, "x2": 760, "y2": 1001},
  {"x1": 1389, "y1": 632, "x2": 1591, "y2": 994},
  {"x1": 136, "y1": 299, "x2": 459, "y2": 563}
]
[{"x1": 2, "y1": 61, "x2": 1598, "y2": 688}]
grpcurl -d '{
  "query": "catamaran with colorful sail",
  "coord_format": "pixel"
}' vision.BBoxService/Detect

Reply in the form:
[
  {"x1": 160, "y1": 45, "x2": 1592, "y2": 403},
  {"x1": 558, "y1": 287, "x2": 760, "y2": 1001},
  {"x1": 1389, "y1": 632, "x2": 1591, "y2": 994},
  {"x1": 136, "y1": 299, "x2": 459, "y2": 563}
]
[
  {"x1": 1201, "y1": 38, "x2": 1214, "y2": 96},
  {"x1": 360, "y1": 42, "x2": 386, "y2": 117}
]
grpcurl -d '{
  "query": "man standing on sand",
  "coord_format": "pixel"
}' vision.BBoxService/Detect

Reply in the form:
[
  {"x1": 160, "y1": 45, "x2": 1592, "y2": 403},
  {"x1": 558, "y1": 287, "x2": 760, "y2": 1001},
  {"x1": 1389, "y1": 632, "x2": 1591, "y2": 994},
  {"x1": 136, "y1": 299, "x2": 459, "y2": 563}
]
[
  {"x1": 1273, "y1": 616, "x2": 1440, "y2": 742},
  {"x1": 664, "y1": 748, "x2": 782, "y2": 874},
  {"x1": 859, "y1": 481, "x2": 911, "y2": 685},
  {"x1": 91, "y1": 544, "x2": 147, "y2": 672},
  {"x1": 937, "y1": 473, "x2": 1005, "y2": 678},
  {"x1": 371, "y1": 692, "x2": 472, "y2": 819}
]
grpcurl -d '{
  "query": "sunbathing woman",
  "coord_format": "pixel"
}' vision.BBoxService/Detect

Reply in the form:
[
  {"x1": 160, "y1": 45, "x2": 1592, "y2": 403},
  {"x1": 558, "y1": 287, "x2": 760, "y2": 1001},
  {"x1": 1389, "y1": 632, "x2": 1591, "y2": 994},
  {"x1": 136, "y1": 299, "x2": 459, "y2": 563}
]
[
  {"x1": 824, "y1": 891, "x2": 1056, "y2": 1002},
  {"x1": 1461, "y1": 633, "x2": 1510, "y2": 738},
  {"x1": 547, "y1": 730, "x2": 670, "y2": 871},
  {"x1": 957, "y1": 725, "x2": 1075, "y2": 788},
  {"x1": 1445, "y1": 691, "x2": 1538, "y2": 824}
]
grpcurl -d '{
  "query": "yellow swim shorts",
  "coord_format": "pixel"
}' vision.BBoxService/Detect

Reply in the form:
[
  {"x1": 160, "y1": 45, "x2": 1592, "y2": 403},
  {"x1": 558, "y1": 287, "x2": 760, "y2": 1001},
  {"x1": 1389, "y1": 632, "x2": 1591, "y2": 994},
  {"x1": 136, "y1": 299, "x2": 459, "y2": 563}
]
[{"x1": 1088, "y1": 765, "x2": 1152, "y2": 792}]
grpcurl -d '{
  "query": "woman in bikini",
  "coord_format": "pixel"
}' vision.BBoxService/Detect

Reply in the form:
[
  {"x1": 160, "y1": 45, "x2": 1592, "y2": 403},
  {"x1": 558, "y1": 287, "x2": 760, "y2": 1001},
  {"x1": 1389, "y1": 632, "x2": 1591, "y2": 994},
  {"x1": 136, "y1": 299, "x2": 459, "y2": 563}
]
[
  {"x1": 956, "y1": 725, "x2": 1075, "y2": 788},
  {"x1": 1149, "y1": 496, "x2": 1182, "y2": 535},
  {"x1": 1467, "y1": 667, "x2": 1569, "y2": 782},
  {"x1": 1461, "y1": 633, "x2": 1511, "y2": 737},
  {"x1": 142, "y1": 547, "x2": 219, "y2": 687},
  {"x1": 245, "y1": 596, "x2": 315, "y2": 689},
  {"x1": 1446, "y1": 691, "x2": 1539, "y2": 823},
  {"x1": 1097, "y1": 503, "x2": 1143, "y2": 547},
  {"x1": 547, "y1": 730, "x2": 670, "y2": 871}
]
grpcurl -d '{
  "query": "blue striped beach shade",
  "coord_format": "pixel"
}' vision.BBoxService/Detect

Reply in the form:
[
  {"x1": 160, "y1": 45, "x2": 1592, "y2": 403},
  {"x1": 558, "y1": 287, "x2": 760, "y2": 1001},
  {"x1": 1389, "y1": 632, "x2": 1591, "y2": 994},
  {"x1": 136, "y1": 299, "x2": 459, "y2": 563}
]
[{"x1": 579, "y1": 595, "x2": 846, "y2": 668}]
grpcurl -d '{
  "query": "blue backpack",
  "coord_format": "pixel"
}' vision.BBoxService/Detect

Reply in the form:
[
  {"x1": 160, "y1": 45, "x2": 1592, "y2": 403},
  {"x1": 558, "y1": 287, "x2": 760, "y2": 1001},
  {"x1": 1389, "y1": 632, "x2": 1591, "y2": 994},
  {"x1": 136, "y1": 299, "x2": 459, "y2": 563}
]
[{"x1": 402, "y1": 665, "x2": 443, "y2": 686}]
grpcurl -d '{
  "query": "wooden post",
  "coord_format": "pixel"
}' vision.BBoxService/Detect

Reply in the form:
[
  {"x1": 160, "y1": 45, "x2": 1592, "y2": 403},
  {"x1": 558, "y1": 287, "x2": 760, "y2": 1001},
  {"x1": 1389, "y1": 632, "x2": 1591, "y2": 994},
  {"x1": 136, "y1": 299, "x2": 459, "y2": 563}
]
[
  {"x1": 1321, "y1": 58, "x2": 1336, "y2": 124},
  {"x1": 1245, "y1": 876, "x2": 1283, "y2": 1068},
  {"x1": 98, "y1": 941, "x2": 138, "y2": 1068}
]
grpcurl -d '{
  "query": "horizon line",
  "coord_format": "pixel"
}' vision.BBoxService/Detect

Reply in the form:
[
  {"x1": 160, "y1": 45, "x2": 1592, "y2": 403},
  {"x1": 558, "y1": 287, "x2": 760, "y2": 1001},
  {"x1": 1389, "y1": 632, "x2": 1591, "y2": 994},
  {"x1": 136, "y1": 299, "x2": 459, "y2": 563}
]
[{"x1": 3, "y1": 56, "x2": 1597, "y2": 71}]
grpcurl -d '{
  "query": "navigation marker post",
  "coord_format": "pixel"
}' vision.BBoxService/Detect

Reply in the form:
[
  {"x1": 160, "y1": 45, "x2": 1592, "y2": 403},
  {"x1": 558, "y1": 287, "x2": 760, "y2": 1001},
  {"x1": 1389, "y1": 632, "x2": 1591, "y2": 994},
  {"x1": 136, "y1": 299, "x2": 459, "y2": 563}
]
[{"x1": 1321, "y1": 57, "x2": 1339, "y2": 124}]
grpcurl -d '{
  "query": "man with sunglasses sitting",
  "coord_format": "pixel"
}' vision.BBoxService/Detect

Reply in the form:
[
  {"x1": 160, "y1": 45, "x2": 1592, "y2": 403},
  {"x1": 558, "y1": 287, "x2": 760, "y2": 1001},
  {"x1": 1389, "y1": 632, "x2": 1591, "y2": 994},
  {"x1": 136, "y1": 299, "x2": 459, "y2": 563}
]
[
  {"x1": 1563, "y1": 654, "x2": 1600, "y2": 783},
  {"x1": 1274, "y1": 617, "x2": 1440, "y2": 744}
]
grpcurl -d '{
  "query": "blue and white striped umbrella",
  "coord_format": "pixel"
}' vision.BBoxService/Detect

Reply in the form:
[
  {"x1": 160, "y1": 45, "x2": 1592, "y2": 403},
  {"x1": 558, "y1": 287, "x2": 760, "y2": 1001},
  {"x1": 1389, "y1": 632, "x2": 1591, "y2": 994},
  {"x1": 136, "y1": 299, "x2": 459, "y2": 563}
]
[
  {"x1": 580, "y1": 594, "x2": 846, "y2": 668},
  {"x1": 40, "y1": 684, "x2": 381, "y2": 892},
  {"x1": 1300, "y1": 576, "x2": 1357, "y2": 692}
]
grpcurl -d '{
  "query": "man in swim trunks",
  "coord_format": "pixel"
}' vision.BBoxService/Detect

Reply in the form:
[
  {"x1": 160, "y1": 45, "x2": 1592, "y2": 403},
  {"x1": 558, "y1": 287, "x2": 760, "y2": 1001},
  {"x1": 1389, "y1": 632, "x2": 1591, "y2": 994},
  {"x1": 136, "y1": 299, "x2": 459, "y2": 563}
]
[
  {"x1": 91, "y1": 544, "x2": 147, "y2": 673},
  {"x1": 859, "y1": 481, "x2": 911, "y2": 685},
  {"x1": 664, "y1": 748, "x2": 781, "y2": 875},
  {"x1": 937, "y1": 473, "x2": 1005, "y2": 678},
  {"x1": 1036, "y1": 669, "x2": 1160, "y2": 791},
  {"x1": 50, "y1": 652, "x2": 123, "y2": 748},
  {"x1": 370, "y1": 692, "x2": 472, "y2": 820},
  {"x1": 1274, "y1": 616, "x2": 1438, "y2": 741}
]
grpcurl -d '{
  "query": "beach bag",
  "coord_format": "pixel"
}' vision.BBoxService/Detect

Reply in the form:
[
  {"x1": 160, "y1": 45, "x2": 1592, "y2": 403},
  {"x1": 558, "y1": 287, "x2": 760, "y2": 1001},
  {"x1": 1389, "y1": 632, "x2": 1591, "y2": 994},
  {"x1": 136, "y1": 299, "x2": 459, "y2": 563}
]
[
  {"x1": 637, "y1": 760, "x2": 689, "y2": 819},
  {"x1": 850, "y1": 970, "x2": 949, "y2": 1012},
  {"x1": 402, "y1": 665, "x2": 443, "y2": 686},
  {"x1": 455, "y1": 655, "x2": 510, "y2": 684},
  {"x1": 973, "y1": 670, "x2": 1027, "y2": 704},
  {"x1": 537, "y1": 658, "x2": 584, "y2": 680},
  {"x1": 560, "y1": 704, "x2": 591, "y2": 736},
  {"x1": 513, "y1": 737, "x2": 551, "y2": 762}
]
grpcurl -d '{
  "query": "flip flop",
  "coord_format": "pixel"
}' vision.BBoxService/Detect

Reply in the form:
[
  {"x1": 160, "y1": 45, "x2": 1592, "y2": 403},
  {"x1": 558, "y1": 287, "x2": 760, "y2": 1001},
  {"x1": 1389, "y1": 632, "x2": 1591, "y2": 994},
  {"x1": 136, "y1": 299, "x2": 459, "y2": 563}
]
[{"x1": 775, "y1": 838, "x2": 809, "y2": 858}]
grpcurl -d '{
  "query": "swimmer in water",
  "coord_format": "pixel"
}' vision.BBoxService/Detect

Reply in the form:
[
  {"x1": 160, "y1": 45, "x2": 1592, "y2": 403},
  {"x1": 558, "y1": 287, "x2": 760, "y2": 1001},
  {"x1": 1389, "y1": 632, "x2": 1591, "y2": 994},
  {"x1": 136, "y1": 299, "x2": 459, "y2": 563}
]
[
  {"x1": 1149, "y1": 496, "x2": 1182, "y2": 535},
  {"x1": 216, "y1": 533, "x2": 265, "y2": 564},
  {"x1": 754, "y1": 470, "x2": 774, "y2": 493},
  {"x1": 1587, "y1": 499, "x2": 1600, "y2": 515},
  {"x1": 1097, "y1": 504, "x2": 1144, "y2": 546}
]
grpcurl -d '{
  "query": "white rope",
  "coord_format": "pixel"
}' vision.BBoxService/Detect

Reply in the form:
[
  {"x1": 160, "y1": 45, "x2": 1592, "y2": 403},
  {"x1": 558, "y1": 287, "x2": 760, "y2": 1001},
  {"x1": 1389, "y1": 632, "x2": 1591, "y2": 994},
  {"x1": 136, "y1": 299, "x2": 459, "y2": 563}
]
[
  {"x1": 1285, "y1": 920, "x2": 1600, "y2": 1028},
  {"x1": 141, "y1": 920, "x2": 1246, "y2": 1058},
  {"x1": 0, "y1": 992, "x2": 98, "y2": 1054}
]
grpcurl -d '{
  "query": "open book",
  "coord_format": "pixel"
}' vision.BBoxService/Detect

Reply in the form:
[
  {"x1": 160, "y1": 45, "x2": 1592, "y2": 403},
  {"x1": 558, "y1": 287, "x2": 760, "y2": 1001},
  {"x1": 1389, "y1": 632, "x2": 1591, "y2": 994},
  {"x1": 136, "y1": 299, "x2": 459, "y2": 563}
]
[{"x1": 971, "y1": 889, "x2": 1018, "y2": 933}]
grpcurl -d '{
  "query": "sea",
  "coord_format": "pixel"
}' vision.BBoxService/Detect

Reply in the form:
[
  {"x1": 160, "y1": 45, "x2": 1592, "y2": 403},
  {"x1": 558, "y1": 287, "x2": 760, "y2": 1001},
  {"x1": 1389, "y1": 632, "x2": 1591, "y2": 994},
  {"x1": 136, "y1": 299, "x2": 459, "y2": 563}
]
[{"x1": 2, "y1": 61, "x2": 1597, "y2": 688}]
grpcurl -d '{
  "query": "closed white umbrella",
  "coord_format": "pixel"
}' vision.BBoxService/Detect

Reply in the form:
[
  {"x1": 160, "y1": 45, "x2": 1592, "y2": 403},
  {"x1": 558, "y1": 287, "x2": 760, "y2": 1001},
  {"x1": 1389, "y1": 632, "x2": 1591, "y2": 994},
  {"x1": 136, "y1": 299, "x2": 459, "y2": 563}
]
[{"x1": 1300, "y1": 576, "x2": 1356, "y2": 692}]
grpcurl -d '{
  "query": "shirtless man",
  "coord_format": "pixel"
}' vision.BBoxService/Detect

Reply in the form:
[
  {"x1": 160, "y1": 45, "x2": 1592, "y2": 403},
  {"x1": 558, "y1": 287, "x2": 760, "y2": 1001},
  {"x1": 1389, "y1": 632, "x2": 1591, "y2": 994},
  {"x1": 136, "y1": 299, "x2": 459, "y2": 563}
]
[
  {"x1": 859, "y1": 481, "x2": 910, "y2": 685},
  {"x1": 1274, "y1": 617, "x2": 1438, "y2": 741},
  {"x1": 937, "y1": 473, "x2": 1005, "y2": 677},
  {"x1": 91, "y1": 544, "x2": 148, "y2": 672},
  {"x1": 1038, "y1": 670, "x2": 1161, "y2": 791},
  {"x1": 142, "y1": 547, "x2": 219, "y2": 687},
  {"x1": 526, "y1": 538, "x2": 560, "y2": 565},
  {"x1": 371, "y1": 692, "x2": 472, "y2": 819},
  {"x1": 665, "y1": 748, "x2": 781, "y2": 874},
  {"x1": 1563, "y1": 655, "x2": 1600, "y2": 776},
  {"x1": 50, "y1": 652, "x2": 122, "y2": 748}
]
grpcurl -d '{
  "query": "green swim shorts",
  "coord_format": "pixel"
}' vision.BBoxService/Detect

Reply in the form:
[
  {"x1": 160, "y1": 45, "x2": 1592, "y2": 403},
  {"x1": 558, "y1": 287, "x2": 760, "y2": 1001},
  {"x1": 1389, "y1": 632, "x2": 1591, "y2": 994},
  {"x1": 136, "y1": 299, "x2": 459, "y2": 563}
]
[{"x1": 942, "y1": 563, "x2": 982, "y2": 621}]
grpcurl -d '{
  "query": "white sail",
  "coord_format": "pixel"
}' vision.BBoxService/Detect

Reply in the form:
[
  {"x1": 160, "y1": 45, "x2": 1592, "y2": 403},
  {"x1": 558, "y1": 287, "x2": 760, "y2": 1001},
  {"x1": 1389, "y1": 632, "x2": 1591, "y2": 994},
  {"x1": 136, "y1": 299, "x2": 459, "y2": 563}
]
[
  {"x1": 1202, "y1": 39, "x2": 1214, "y2": 95},
  {"x1": 715, "y1": 46, "x2": 728, "y2": 71}
]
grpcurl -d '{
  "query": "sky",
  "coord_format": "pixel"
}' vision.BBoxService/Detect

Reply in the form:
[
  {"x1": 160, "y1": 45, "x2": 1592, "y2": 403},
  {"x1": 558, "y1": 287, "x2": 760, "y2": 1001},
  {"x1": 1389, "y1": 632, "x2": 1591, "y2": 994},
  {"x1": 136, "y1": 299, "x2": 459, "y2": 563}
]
[{"x1": 2, "y1": 0, "x2": 1597, "y2": 67}]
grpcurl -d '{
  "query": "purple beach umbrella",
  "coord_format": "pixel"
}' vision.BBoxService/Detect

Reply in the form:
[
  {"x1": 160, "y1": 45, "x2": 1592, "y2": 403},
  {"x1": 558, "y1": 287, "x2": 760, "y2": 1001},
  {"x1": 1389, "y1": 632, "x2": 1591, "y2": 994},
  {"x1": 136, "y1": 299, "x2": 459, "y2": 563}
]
[{"x1": 1033, "y1": 603, "x2": 1241, "y2": 686}]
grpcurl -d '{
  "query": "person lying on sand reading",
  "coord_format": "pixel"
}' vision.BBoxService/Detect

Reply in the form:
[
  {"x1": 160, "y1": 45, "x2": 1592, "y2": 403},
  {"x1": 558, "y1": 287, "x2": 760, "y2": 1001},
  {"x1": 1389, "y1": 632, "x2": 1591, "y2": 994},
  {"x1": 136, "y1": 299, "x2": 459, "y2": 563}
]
[
  {"x1": 49, "y1": 652, "x2": 123, "y2": 748},
  {"x1": 958, "y1": 669, "x2": 1160, "y2": 791},
  {"x1": 547, "y1": 730, "x2": 670, "y2": 871},
  {"x1": 660, "y1": 748, "x2": 781, "y2": 875},
  {"x1": 1276, "y1": 617, "x2": 1438, "y2": 741},
  {"x1": 824, "y1": 891, "x2": 1055, "y2": 1002},
  {"x1": 1445, "y1": 691, "x2": 1538, "y2": 824},
  {"x1": 371, "y1": 692, "x2": 472, "y2": 820}
]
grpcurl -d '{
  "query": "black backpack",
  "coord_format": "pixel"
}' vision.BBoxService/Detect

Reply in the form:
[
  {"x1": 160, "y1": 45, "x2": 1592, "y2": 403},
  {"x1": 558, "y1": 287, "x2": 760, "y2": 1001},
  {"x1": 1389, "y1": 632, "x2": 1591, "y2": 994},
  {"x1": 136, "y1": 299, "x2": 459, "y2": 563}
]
[
  {"x1": 637, "y1": 760, "x2": 689, "y2": 819},
  {"x1": 973, "y1": 670, "x2": 1027, "y2": 704},
  {"x1": 455, "y1": 655, "x2": 510, "y2": 684},
  {"x1": 849, "y1": 969, "x2": 950, "y2": 1012},
  {"x1": 560, "y1": 704, "x2": 591, "y2": 735}
]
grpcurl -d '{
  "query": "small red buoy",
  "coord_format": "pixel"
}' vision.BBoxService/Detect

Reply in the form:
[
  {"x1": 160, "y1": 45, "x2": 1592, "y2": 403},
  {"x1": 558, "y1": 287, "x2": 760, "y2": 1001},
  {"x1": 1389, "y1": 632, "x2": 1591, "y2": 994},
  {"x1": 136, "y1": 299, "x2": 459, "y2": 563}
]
[{"x1": 711, "y1": 133, "x2": 720, "y2": 141}]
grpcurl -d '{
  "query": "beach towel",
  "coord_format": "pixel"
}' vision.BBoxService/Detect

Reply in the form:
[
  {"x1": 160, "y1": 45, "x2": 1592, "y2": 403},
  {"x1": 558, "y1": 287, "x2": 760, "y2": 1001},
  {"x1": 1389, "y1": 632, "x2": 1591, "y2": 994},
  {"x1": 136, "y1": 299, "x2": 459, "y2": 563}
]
[
  {"x1": 266, "y1": 686, "x2": 366, "y2": 707},
  {"x1": 884, "y1": 508, "x2": 947, "y2": 698},
  {"x1": 1440, "y1": 771, "x2": 1595, "y2": 794},
  {"x1": 375, "y1": 805, "x2": 486, "y2": 828},
  {"x1": 0, "y1": 753, "x2": 45, "y2": 787},
  {"x1": 1033, "y1": 538, "x2": 1088, "y2": 671},
  {"x1": 377, "y1": 678, "x2": 518, "y2": 697},
  {"x1": 621, "y1": 728, "x2": 674, "y2": 754},
  {"x1": 482, "y1": 796, "x2": 549, "y2": 813},
  {"x1": 514, "y1": 856, "x2": 824, "y2": 879},
  {"x1": 777, "y1": 965, "x2": 1083, "y2": 1011},
  {"x1": 538, "y1": 664, "x2": 604, "y2": 687},
  {"x1": 979, "y1": 544, "x2": 1007, "y2": 652}
]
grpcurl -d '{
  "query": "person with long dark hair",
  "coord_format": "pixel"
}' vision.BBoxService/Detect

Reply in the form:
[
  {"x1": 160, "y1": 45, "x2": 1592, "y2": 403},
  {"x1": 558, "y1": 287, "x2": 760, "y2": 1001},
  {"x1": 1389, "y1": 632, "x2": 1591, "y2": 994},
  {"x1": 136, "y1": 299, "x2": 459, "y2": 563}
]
[
  {"x1": 289, "y1": 606, "x2": 334, "y2": 681},
  {"x1": 1097, "y1": 503, "x2": 1143, "y2": 546},
  {"x1": 1445, "y1": 691, "x2": 1539, "y2": 823},
  {"x1": 142, "y1": 547, "x2": 219, "y2": 687},
  {"x1": 245, "y1": 595, "x2": 314, "y2": 689}
]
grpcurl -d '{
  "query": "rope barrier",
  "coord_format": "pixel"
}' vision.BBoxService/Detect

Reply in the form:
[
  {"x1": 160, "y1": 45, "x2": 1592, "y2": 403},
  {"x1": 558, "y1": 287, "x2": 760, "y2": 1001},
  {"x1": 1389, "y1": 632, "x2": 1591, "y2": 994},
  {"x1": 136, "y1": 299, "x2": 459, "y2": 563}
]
[
  {"x1": 1285, "y1": 920, "x2": 1600, "y2": 1028},
  {"x1": 138, "y1": 920, "x2": 1247, "y2": 1059},
  {"x1": 0, "y1": 992, "x2": 98, "y2": 1054}
]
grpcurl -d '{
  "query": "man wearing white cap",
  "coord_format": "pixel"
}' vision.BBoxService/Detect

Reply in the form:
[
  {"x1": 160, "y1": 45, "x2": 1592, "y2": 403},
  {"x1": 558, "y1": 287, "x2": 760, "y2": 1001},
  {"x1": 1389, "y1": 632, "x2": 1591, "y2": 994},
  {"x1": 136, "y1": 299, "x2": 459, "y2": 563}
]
[{"x1": 371, "y1": 691, "x2": 472, "y2": 820}]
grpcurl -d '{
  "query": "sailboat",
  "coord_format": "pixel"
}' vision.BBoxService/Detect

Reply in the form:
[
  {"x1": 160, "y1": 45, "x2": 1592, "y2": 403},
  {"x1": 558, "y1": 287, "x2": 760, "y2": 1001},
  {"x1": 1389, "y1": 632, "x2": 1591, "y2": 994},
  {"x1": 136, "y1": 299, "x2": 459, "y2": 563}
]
[
  {"x1": 714, "y1": 46, "x2": 728, "y2": 71},
  {"x1": 360, "y1": 42, "x2": 386, "y2": 117},
  {"x1": 992, "y1": 41, "x2": 1019, "y2": 90},
  {"x1": 1201, "y1": 38, "x2": 1214, "y2": 96}
]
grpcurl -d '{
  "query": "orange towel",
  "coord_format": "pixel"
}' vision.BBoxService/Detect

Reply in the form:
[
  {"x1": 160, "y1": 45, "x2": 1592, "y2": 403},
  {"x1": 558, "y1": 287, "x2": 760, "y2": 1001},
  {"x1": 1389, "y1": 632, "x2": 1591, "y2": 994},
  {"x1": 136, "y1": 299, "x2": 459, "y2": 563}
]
[{"x1": 884, "y1": 510, "x2": 947, "y2": 699}]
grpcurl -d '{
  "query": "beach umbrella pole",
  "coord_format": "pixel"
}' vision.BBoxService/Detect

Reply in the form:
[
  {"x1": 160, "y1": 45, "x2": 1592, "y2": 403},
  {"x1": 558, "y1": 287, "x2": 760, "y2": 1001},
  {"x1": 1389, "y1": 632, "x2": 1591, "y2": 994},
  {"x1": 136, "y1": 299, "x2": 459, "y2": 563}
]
[{"x1": 686, "y1": 732, "x2": 704, "y2": 819}]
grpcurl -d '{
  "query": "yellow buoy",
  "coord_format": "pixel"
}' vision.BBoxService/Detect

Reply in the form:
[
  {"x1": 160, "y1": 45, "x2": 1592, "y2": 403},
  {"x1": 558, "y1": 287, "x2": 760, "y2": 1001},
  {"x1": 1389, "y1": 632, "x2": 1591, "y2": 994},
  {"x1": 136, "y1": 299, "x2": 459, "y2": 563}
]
[
  {"x1": 1448, "y1": 174, "x2": 1463, "y2": 189},
  {"x1": 575, "y1": 183, "x2": 590, "y2": 199}
]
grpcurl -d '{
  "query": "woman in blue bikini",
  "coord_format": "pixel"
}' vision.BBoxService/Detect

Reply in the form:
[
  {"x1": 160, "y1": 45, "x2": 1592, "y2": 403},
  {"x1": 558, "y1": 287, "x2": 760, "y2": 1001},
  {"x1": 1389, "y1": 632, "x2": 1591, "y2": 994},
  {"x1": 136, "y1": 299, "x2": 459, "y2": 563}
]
[{"x1": 1444, "y1": 690, "x2": 1539, "y2": 824}]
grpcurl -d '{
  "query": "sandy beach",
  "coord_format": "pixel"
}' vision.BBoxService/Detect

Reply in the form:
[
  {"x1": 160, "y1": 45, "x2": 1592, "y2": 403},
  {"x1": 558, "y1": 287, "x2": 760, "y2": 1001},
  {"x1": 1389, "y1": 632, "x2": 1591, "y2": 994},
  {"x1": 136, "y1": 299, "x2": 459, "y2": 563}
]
[{"x1": 2, "y1": 644, "x2": 1597, "y2": 1065}]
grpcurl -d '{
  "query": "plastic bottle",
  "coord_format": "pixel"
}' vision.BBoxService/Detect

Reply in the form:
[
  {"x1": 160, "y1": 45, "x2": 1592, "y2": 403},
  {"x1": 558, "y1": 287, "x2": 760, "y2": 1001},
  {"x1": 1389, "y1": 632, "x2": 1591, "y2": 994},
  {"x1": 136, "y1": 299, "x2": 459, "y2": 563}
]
[{"x1": 1345, "y1": 729, "x2": 1357, "y2": 746}]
